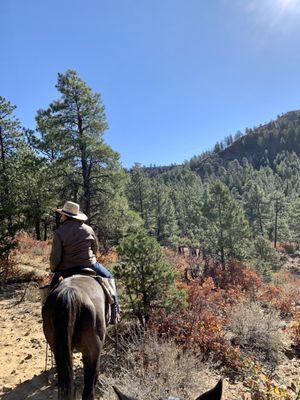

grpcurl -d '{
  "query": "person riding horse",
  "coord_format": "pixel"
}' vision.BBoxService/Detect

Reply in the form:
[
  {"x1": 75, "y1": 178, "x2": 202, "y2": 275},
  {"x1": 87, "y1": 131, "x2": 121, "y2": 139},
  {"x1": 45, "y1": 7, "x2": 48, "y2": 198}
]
[{"x1": 50, "y1": 200, "x2": 120, "y2": 321}]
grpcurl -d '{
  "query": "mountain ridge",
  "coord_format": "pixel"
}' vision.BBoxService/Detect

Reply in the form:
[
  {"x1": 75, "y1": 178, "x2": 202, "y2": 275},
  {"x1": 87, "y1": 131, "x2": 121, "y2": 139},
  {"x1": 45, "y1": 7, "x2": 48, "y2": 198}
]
[{"x1": 141, "y1": 110, "x2": 300, "y2": 178}]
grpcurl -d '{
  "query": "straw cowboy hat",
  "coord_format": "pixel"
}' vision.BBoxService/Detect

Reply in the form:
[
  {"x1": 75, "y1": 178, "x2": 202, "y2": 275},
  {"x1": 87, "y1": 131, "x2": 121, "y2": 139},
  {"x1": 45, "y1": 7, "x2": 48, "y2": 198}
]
[{"x1": 55, "y1": 201, "x2": 88, "y2": 221}]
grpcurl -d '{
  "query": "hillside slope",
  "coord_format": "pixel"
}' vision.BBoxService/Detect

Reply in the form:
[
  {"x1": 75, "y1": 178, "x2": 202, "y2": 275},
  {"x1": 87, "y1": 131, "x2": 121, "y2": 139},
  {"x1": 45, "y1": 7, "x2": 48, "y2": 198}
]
[
  {"x1": 188, "y1": 110, "x2": 300, "y2": 175},
  {"x1": 220, "y1": 111, "x2": 300, "y2": 166}
]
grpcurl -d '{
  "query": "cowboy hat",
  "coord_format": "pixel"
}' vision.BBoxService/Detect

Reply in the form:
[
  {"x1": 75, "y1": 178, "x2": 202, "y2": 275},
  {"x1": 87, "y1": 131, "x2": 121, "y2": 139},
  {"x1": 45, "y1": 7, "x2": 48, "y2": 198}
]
[{"x1": 55, "y1": 201, "x2": 88, "y2": 221}]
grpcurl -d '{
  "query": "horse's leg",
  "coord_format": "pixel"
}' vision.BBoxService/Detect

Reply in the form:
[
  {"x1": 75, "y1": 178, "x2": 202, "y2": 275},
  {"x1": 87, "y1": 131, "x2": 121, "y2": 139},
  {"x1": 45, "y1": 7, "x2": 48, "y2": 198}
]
[{"x1": 81, "y1": 336, "x2": 102, "y2": 400}]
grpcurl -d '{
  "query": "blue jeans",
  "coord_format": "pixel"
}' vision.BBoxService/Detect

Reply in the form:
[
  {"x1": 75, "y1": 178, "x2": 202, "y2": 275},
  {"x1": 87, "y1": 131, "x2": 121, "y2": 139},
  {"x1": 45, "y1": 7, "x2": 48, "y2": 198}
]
[{"x1": 90, "y1": 262, "x2": 113, "y2": 279}]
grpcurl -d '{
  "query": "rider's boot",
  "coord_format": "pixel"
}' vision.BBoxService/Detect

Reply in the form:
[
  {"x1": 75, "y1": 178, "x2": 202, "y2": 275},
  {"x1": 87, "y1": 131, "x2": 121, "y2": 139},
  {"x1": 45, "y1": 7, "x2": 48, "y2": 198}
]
[{"x1": 107, "y1": 278, "x2": 120, "y2": 324}]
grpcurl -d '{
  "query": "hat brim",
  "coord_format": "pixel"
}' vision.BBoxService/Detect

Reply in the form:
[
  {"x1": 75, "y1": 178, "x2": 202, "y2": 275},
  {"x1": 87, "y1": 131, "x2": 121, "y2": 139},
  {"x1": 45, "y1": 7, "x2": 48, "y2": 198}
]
[{"x1": 55, "y1": 208, "x2": 88, "y2": 221}]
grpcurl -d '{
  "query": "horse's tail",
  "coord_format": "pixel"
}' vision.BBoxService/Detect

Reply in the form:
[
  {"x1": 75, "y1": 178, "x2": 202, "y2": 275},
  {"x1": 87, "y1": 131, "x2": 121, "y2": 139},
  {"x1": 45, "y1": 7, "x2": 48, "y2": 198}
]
[{"x1": 53, "y1": 286, "x2": 80, "y2": 400}]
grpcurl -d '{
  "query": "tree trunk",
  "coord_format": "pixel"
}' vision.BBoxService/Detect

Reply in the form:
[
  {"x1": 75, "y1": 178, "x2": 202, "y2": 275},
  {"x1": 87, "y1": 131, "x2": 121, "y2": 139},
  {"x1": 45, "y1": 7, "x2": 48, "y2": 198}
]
[
  {"x1": 138, "y1": 181, "x2": 144, "y2": 220},
  {"x1": 274, "y1": 199, "x2": 278, "y2": 248},
  {"x1": 258, "y1": 204, "x2": 264, "y2": 236},
  {"x1": 78, "y1": 127, "x2": 91, "y2": 217},
  {"x1": 35, "y1": 218, "x2": 41, "y2": 241},
  {"x1": 217, "y1": 199, "x2": 226, "y2": 269},
  {"x1": 43, "y1": 221, "x2": 48, "y2": 241},
  {"x1": 83, "y1": 171, "x2": 90, "y2": 216},
  {"x1": 0, "y1": 125, "x2": 5, "y2": 172},
  {"x1": 220, "y1": 245, "x2": 225, "y2": 269}
]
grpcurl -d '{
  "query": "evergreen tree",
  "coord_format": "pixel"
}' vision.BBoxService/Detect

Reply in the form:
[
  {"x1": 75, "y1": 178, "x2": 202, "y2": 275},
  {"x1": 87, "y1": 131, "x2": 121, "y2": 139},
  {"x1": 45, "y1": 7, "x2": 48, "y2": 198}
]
[
  {"x1": 116, "y1": 229, "x2": 185, "y2": 326},
  {"x1": 126, "y1": 163, "x2": 153, "y2": 230},
  {"x1": 201, "y1": 180, "x2": 251, "y2": 267},
  {"x1": 159, "y1": 166, "x2": 202, "y2": 244},
  {"x1": 269, "y1": 190, "x2": 290, "y2": 248},
  {"x1": 35, "y1": 69, "x2": 119, "y2": 217},
  {"x1": 0, "y1": 97, "x2": 24, "y2": 259},
  {"x1": 14, "y1": 145, "x2": 58, "y2": 240},
  {"x1": 250, "y1": 236, "x2": 282, "y2": 279},
  {"x1": 35, "y1": 70, "x2": 129, "y2": 245},
  {"x1": 150, "y1": 180, "x2": 179, "y2": 245},
  {"x1": 242, "y1": 182, "x2": 269, "y2": 237},
  {"x1": 289, "y1": 198, "x2": 300, "y2": 245}
]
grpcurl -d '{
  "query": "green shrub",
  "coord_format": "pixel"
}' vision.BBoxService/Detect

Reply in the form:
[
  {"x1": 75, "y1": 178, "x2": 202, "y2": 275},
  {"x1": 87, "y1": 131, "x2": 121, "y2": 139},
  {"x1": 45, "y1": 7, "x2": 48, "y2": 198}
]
[
  {"x1": 115, "y1": 229, "x2": 186, "y2": 326},
  {"x1": 250, "y1": 237, "x2": 283, "y2": 279}
]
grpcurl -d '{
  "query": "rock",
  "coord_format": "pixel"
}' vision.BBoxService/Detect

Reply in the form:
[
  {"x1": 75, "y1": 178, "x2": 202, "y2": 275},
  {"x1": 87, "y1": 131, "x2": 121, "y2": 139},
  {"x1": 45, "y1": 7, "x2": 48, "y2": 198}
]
[{"x1": 25, "y1": 354, "x2": 32, "y2": 360}]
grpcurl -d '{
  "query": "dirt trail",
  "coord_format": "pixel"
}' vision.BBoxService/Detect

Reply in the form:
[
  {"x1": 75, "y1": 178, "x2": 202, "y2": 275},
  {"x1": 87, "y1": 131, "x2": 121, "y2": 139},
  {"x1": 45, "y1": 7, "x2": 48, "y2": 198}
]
[
  {"x1": 0, "y1": 283, "x2": 56, "y2": 399},
  {"x1": 0, "y1": 284, "x2": 86, "y2": 399}
]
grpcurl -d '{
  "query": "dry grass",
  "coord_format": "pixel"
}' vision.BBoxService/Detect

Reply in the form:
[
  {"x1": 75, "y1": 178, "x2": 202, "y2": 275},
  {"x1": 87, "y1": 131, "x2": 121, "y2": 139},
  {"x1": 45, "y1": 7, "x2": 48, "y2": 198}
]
[
  {"x1": 100, "y1": 330, "x2": 214, "y2": 400},
  {"x1": 228, "y1": 301, "x2": 284, "y2": 366}
]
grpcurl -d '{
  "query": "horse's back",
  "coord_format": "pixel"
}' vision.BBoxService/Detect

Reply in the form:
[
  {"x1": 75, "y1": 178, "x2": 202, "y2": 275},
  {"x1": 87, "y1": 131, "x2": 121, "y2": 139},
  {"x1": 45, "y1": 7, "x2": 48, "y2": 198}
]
[{"x1": 42, "y1": 275, "x2": 107, "y2": 351}]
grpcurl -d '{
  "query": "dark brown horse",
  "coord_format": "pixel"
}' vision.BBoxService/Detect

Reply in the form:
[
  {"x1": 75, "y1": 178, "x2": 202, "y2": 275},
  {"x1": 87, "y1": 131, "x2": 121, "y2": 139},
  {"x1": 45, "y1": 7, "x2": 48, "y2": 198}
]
[
  {"x1": 113, "y1": 379, "x2": 223, "y2": 400},
  {"x1": 42, "y1": 275, "x2": 108, "y2": 400}
]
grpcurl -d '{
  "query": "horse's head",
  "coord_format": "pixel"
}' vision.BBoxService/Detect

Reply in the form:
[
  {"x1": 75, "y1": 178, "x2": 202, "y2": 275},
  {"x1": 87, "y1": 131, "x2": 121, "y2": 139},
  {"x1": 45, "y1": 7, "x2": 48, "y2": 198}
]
[{"x1": 113, "y1": 379, "x2": 223, "y2": 400}]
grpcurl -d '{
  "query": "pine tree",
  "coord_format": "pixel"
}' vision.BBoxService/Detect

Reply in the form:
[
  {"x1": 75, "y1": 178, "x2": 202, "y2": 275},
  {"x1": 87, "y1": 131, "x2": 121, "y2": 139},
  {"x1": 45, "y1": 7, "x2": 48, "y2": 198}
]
[
  {"x1": 289, "y1": 198, "x2": 300, "y2": 245},
  {"x1": 150, "y1": 180, "x2": 179, "y2": 246},
  {"x1": 243, "y1": 182, "x2": 269, "y2": 237},
  {"x1": 126, "y1": 163, "x2": 153, "y2": 230},
  {"x1": 35, "y1": 70, "x2": 129, "y2": 245},
  {"x1": 0, "y1": 97, "x2": 24, "y2": 259},
  {"x1": 35, "y1": 69, "x2": 119, "y2": 218},
  {"x1": 201, "y1": 180, "x2": 251, "y2": 267},
  {"x1": 116, "y1": 229, "x2": 185, "y2": 326},
  {"x1": 15, "y1": 145, "x2": 59, "y2": 240}
]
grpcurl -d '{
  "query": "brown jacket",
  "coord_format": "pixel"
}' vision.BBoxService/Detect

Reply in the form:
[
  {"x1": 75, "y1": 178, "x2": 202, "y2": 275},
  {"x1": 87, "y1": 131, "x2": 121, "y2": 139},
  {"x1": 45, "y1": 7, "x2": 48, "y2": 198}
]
[{"x1": 50, "y1": 219, "x2": 98, "y2": 272}]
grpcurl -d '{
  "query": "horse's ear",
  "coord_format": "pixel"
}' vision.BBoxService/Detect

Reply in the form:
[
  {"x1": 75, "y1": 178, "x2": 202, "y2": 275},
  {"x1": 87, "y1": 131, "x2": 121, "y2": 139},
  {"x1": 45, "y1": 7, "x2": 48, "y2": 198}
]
[
  {"x1": 195, "y1": 379, "x2": 223, "y2": 400},
  {"x1": 113, "y1": 386, "x2": 137, "y2": 400}
]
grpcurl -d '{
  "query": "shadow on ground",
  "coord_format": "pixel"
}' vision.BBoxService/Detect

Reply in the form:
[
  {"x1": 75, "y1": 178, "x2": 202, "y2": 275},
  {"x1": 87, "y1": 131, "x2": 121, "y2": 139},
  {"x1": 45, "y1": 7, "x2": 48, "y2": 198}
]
[
  {"x1": 1, "y1": 367, "x2": 106, "y2": 400},
  {"x1": 2, "y1": 370, "x2": 57, "y2": 400}
]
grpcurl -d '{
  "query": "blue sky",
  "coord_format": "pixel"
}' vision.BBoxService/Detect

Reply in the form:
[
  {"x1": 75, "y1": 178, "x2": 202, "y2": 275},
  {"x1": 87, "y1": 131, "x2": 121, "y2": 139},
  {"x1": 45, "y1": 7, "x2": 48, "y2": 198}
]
[{"x1": 2, "y1": 0, "x2": 300, "y2": 168}]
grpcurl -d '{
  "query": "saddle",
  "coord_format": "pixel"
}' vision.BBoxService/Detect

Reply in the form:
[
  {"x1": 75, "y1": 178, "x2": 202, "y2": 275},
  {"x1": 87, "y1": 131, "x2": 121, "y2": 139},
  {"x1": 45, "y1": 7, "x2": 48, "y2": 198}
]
[
  {"x1": 40, "y1": 267, "x2": 115, "y2": 307},
  {"x1": 55, "y1": 267, "x2": 115, "y2": 305}
]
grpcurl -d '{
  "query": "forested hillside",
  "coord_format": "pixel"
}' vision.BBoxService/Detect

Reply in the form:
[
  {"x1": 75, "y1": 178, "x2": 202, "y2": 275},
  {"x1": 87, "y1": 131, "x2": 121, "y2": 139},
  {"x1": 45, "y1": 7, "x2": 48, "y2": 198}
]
[
  {"x1": 129, "y1": 111, "x2": 300, "y2": 278},
  {"x1": 1, "y1": 70, "x2": 300, "y2": 277},
  {"x1": 1, "y1": 70, "x2": 300, "y2": 400},
  {"x1": 189, "y1": 110, "x2": 300, "y2": 174}
]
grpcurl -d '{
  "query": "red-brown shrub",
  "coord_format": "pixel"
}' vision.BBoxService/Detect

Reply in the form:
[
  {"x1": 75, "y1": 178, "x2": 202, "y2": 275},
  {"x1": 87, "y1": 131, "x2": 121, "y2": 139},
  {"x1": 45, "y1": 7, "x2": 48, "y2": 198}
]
[
  {"x1": 16, "y1": 232, "x2": 51, "y2": 262},
  {"x1": 164, "y1": 248, "x2": 189, "y2": 269},
  {"x1": 0, "y1": 255, "x2": 20, "y2": 283},
  {"x1": 203, "y1": 258, "x2": 263, "y2": 293},
  {"x1": 150, "y1": 275, "x2": 244, "y2": 372},
  {"x1": 97, "y1": 249, "x2": 119, "y2": 264},
  {"x1": 150, "y1": 257, "x2": 294, "y2": 374},
  {"x1": 258, "y1": 284, "x2": 295, "y2": 318},
  {"x1": 291, "y1": 312, "x2": 300, "y2": 350}
]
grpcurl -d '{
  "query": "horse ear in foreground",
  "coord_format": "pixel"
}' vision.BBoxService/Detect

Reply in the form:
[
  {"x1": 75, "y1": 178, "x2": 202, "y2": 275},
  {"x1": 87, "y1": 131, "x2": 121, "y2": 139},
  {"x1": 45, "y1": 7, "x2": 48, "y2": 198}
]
[
  {"x1": 113, "y1": 379, "x2": 223, "y2": 400},
  {"x1": 195, "y1": 380, "x2": 223, "y2": 400}
]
